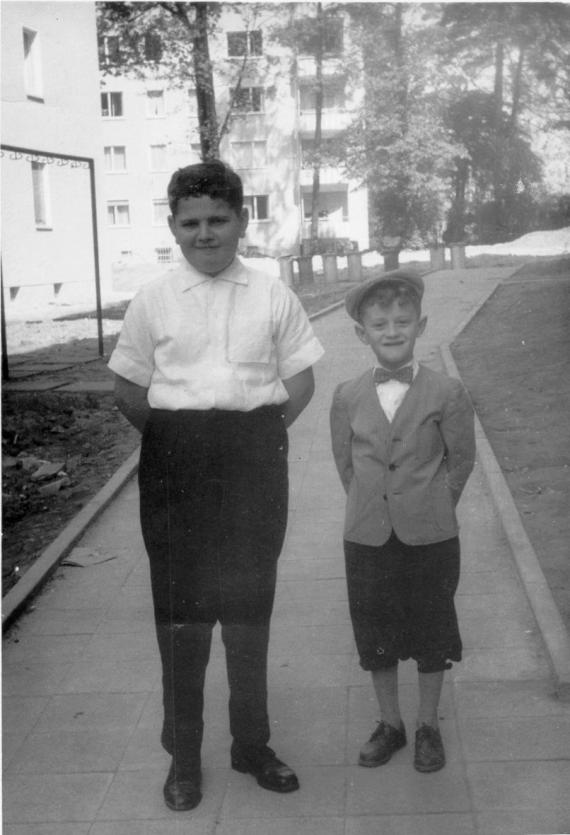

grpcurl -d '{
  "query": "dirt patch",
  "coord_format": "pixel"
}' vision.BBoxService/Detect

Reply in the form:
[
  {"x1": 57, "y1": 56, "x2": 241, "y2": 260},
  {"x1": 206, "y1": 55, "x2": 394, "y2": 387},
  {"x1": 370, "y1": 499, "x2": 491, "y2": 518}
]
[
  {"x1": 452, "y1": 261, "x2": 570, "y2": 631},
  {"x1": 2, "y1": 388, "x2": 140, "y2": 594}
]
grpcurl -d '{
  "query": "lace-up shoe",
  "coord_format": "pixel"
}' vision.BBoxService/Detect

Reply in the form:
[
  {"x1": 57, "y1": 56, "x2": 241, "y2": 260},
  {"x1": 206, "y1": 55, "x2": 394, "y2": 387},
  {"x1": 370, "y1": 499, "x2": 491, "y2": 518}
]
[
  {"x1": 231, "y1": 743, "x2": 300, "y2": 792},
  {"x1": 359, "y1": 720, "x2": 407, "y2": 767},
  {"x1": 414, "y1": 724, "x2": 446, "y2": 772}
]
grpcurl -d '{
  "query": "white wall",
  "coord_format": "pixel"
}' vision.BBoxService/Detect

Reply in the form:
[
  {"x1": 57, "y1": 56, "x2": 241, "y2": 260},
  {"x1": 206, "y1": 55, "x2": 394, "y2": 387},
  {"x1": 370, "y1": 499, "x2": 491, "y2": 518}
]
[{"x1": 1, "y1": 1, "x2": 109, "y2": 303}]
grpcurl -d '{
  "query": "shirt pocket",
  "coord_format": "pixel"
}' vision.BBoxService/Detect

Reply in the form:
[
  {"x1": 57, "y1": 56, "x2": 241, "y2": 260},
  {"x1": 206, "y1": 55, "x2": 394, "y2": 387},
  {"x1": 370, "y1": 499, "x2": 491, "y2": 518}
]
[{"x1": 227, "y1": 314, "x2": 273, "y2": 365}]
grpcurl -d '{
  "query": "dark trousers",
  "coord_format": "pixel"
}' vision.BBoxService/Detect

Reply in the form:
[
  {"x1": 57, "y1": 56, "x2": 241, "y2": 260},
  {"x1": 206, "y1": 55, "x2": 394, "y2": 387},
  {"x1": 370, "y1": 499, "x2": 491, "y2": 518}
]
[{"x1": 139, "y1": 406, "x2": 288, "y2": 769}]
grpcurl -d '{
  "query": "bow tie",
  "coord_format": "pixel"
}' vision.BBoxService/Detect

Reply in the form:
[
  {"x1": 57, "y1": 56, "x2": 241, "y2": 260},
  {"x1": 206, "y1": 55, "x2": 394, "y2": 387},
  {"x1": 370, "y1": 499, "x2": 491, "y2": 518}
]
[{"x1": 373, "y1": 366, "x2": 414, "y2": 385}]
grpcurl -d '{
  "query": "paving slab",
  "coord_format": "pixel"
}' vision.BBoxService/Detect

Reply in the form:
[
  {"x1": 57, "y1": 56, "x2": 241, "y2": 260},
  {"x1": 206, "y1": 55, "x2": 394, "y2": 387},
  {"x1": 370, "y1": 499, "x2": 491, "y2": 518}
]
[{"x1": 3, "y1": 266, "x2": 570, "y2": 833}]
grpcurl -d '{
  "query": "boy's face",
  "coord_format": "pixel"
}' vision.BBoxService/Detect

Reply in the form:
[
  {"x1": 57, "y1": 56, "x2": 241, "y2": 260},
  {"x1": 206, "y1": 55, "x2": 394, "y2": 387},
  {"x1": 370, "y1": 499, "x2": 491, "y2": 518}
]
[
  {"x1": 168, "y1": 195, "x2": 248, "y2": 276},
  {"x1": 355, "y1": 298, "x2": 427, "y2": 370}
]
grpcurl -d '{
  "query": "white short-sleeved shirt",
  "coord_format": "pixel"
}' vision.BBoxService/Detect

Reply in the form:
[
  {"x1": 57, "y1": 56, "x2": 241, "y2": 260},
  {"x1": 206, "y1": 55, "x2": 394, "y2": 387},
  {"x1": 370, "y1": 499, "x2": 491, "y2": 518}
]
[{"x1": 108, "y1": 256, "x2": 324, "y2": 411}]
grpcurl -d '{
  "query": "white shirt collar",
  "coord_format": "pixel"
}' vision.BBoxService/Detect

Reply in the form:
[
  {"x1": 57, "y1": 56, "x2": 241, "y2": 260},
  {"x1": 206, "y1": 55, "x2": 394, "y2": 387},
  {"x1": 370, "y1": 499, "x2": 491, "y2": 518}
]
[{"x1": 175, "y1": 255, "x2": 249, "y2": 292}]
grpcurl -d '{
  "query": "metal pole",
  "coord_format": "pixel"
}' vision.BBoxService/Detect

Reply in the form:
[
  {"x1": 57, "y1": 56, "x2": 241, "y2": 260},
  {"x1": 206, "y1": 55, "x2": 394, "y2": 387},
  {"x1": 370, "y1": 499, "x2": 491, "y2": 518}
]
[
  {"x1": 88, "y1": 160, "x2": 104, "y2": 357},
  {"x1": 1, "y1": 144, "x2": 105, "y2": 357},
  {"x1": 1, "y1": 261, "x2": 9, "y2": 381}
]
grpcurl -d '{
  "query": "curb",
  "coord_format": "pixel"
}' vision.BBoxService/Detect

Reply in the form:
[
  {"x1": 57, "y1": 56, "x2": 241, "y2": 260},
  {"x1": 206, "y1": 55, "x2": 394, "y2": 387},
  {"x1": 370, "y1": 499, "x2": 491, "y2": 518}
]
[
  {"x1": 2, "y1": 446, "x2": 140, "y2": 631},
  {"x1": 440, "y1": 283, "x2": 570, "y2": 701},
  {"x1": 308, "y1": 299, "x2": 345, "y2": 321}
]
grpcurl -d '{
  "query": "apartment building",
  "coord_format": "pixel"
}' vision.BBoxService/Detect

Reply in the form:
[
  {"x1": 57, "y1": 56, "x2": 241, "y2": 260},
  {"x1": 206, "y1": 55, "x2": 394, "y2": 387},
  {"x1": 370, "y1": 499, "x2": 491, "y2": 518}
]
[
  {"x1": 100, "y1": 6, "x2": 369, "y2": 266},
  {"x1": 1, "y1": 1, "x2": 109, "y2": 307}
]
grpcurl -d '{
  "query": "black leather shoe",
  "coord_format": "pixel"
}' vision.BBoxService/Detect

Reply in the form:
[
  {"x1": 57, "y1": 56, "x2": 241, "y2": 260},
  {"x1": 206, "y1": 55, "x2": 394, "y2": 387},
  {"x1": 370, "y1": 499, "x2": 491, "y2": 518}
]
[
  {"x1": 231, "y1": 743, "x2": 300, "y2": 793},
  {"x1": 359, "y1": 720, "x2": 407, "y2": 767},
  {"x1": 163, "y1": 760, "x2": 202, "y2": 811},
  {"x1": 414, "y1": 724, "x2": 445, "y2": 773}
]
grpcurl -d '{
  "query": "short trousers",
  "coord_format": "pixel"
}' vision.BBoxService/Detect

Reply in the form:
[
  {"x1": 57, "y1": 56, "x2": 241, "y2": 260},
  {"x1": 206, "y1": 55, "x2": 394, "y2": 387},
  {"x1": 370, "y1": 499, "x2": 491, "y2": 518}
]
[{"x1": 344, "y1": 532, "x2": 462, "y2": 674}]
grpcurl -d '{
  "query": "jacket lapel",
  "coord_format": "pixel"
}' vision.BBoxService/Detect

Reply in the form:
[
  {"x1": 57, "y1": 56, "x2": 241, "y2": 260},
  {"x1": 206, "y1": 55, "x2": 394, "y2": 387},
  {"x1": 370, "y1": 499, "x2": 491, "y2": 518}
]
[{"x1": 389, "y1": 364, "x2": 427, "y2": 430}]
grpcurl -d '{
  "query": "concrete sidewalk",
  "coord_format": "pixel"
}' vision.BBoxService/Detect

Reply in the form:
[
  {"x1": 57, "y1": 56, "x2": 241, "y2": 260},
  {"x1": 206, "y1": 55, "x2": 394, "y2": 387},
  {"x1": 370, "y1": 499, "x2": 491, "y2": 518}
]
[{"x1": 3, "y1": 267, "x2": 570, "y2": 834}]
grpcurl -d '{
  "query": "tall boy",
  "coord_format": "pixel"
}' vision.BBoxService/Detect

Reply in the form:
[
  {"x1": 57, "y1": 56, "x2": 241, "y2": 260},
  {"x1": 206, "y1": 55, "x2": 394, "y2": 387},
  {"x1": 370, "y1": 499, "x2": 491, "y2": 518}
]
[
  {"x1": 109, "y1": 160, "x2": 323, "y2": 810},
  {"x1": 330, "y1": 269, "x2": 475, "y2": 772}
]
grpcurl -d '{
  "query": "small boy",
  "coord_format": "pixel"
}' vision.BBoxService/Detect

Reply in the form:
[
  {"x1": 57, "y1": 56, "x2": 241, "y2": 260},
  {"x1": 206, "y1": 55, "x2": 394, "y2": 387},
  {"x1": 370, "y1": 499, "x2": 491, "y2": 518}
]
[
  {"x1": 330, "y1": 269, "x2": 475, "y2": 772},
  {"x1": 109, "y1": 160, "x2": 324, "y2": 810}
]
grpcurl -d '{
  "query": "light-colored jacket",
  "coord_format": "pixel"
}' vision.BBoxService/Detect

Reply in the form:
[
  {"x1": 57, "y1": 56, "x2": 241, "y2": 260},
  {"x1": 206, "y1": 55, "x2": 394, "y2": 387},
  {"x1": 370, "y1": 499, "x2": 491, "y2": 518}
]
[{"x1": 330, "y1": 365, "x2": 476, "y2": 547}]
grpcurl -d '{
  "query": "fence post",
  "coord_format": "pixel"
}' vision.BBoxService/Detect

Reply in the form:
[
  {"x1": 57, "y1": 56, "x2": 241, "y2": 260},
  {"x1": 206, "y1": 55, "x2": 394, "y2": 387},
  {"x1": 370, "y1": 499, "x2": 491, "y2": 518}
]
[
  {"x1": 296, "y1": 255, "x2": 314, "y2": 285},
  {"x1": 449, "y1": 243, "x2": 466, "y2": 269},
  {"x1": 278, "y1": 256, "x2": 293, "y2": 286},
  {"x1": 347, "y1": 251, "x2": 362, "y2": 283},
  {"x1": 429, "y1": 246, "x2": 446, "y2": 270},
  {"x1": 322, "y1": 252, "x2": 338, "y2": 284},
  {"x1": 382, "y1": 249, "x2": 399, "y2": 271}
]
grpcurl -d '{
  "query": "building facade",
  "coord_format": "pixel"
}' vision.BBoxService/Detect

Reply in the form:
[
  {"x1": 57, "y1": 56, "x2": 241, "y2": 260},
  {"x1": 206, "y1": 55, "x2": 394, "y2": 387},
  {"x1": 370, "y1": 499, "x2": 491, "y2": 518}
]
[
  {"x1": 1, "y1": 1, "x2": 109, "y2": 307},
  {"x1": 99, "y1": 5, "x2": 369, "y2": 267}
]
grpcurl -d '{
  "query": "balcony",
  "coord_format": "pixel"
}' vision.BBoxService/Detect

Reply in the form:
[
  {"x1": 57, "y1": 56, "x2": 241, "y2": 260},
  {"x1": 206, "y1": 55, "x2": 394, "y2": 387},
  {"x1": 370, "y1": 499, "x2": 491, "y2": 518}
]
[
  {"x1": 296, "y1": 55, "x2": 346, "y2": 80},
  {"x1": 301, "y1": 218, "x2": 351, "y2": 241},
  {"x1": 299, "y1": 165, "x2": 345, "y2": 187},
  {"x1": 298, "y1": 109, "x2": 351, "y2": 136}
]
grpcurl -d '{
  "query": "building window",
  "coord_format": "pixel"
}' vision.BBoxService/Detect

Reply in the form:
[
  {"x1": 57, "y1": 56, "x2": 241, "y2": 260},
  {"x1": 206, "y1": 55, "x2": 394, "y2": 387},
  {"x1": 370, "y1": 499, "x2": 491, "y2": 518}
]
[
  {"x1": 149, "y1": 144, "x2": 168, "y2": 171},
  {"x1": 144, "y1": 33, "x2": 163, "y2": 62},
  {"x1": 152, "y1": 199, "x2": 169, "y2": 225},
  {"x1": 107, "y1": 201, "x2": 130, "y2": 226},
  {"x1": 303, "y1": 191, "x2": 348, "y2": 223},
  {"x1": 156, "y1": 247, "x2": 173, "y2": 263},
  {"x1": 227, "y1": 30, "x2": 263, "y2": 57},
  {"x1": 231, "y1": 86, "x2": 264, "y2": 113},
  {"x1": 299, "y1": 18, "x2": 343, "y2": 55},
  {"x1": 99, "y1": 35, "x2": 121, "y2": 66},
  {"x1": 31, "y1": 162, "x2": 51, "y2": 227},
  {"x1": 300, "y1": 81, "x2": 345, "y2": 112},
  {"x1": 23, "y1": 28, "x2": 43, "y2": 99},
  {"x1": 146, "y1": 89, "x2": 165, "y2": 117},
  {"x1": 244, "y1": 195, "x2": 269, "y2": 221},
  {"x1": 301, "y1": 137, "x2": 340, "y2": 167},
  {"x1": 230, "y1": 140, "x2": 266, "y2": 169},
  {"x1": 101, "y1": 91, "x2": 123, "y2": 118},
  {"x1": 104, "y1": 146, "x2": 127, "y2": 172}
]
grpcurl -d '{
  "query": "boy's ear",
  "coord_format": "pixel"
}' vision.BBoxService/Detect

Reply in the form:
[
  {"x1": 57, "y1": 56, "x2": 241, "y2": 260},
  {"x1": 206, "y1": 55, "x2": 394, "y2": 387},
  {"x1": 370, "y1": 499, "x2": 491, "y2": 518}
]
[
  {"x1": 354, "y1": 323, "x2": 369, "y2": 345},
  {"x1": 167, "y1": 214, "x2": 176, "y2": 237},
  {"x1": 418, "y1": 315, "x2": 428, "y2": 336}
]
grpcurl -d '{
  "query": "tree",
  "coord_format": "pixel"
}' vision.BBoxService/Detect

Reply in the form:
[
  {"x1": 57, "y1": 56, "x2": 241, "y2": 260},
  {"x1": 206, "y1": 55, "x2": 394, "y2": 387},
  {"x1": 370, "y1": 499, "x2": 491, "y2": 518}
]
[
  {"x1": 97, "y1": 1, "x2": 264, "y2": 160},
  {"x1": 308, "y1": 3, "x2": 325, "y2": 251},
  {"x1": 440, "y1": 2, "x2": 570, "y2": 239},
  {"x1": 270, "y1": 3, "x2": 348, "y2": 252},
  {"x1": 343, "y1": 3, "x2": 464, "y2": 251}
]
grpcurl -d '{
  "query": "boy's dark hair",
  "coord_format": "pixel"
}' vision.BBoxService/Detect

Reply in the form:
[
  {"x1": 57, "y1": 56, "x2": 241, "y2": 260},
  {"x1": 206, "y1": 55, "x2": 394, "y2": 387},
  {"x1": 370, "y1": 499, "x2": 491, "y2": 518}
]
[
  {"x1": 358, "y1": 281, "x2": 422, "y2": 322},
  {"x1": 167, "y1": 159, "x2": 243, "y2": 215}
]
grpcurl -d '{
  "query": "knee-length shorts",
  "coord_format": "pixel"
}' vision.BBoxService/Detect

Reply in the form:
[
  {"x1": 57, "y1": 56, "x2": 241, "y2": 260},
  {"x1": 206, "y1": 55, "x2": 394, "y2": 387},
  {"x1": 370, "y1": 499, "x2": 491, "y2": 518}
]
[{"x1": 344, "y1": 533, "x2": 462, "y2": 674}]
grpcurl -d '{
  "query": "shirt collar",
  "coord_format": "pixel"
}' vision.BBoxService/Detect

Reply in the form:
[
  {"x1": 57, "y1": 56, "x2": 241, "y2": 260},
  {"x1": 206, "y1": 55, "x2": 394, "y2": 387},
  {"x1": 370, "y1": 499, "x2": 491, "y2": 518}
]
[{"x1": 175, "y1": 255, "x2": 249, "y2": 292}]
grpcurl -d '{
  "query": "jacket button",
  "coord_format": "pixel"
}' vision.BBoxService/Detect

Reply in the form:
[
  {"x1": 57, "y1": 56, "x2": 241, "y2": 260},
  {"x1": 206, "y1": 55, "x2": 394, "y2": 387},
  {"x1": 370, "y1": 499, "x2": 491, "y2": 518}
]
[
  {"x1": 388, "y1": 463, "x2": 397, "y2": 471},
  {"x1": 383, "y1": 494, "x2": 388, "y2": 501}
]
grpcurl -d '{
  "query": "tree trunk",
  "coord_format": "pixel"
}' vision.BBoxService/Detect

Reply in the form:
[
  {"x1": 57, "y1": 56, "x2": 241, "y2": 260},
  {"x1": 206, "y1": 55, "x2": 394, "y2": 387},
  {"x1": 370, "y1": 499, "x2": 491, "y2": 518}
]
[
  {"x1": 446, "y1": 157, "x2": 469, "y2": 242},
  {"x1": 509, "y1": 44, "x2": 525, "y2": 137},
  {"x1": 190, "y1": 2, "x2": 219, "y2": 159},
  {"x1": 309, "y1": 3, "x2": 325, "y2": 251},
  {"x1": 491, "y1": 9, "x2": 505, "y2": 234}
]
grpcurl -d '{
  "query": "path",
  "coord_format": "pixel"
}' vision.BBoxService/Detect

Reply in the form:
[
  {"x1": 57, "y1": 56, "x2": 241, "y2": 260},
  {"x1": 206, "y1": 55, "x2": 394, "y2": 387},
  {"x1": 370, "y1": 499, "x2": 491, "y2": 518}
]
[{"x1": 3, "y1": 267, "x2": 570, "y2": 834}]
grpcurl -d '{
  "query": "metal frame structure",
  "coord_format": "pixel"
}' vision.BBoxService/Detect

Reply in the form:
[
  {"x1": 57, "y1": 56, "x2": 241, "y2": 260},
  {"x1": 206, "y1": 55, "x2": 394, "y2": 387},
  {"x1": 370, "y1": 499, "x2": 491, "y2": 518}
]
[{"x1": 1, "y1": 143, "x2": 104, "y2": 380}]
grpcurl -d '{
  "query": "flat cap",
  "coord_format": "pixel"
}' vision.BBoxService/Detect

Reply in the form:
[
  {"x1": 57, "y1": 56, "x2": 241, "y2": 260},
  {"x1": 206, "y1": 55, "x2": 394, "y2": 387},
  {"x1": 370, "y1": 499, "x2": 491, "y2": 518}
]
[{"x1": 345, "y1": 268, "x2": 425, "y2": 321}]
